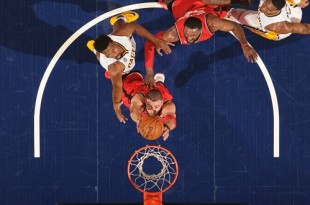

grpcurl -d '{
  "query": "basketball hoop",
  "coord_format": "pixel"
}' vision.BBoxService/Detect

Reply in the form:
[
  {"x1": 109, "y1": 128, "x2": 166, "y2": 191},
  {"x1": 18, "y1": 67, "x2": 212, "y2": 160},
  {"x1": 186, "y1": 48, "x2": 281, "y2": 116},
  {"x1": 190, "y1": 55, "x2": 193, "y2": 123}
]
[{"x1": 127, "y1": 145, "x2": 179, "y2": 205}]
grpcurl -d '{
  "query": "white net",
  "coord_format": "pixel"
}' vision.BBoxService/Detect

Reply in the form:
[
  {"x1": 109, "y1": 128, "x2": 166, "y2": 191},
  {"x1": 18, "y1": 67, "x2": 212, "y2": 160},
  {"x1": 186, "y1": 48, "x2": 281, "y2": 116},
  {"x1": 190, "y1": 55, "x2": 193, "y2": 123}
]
[{"x1": 128, "y1": 145, "x2": 178, "y2": 193}]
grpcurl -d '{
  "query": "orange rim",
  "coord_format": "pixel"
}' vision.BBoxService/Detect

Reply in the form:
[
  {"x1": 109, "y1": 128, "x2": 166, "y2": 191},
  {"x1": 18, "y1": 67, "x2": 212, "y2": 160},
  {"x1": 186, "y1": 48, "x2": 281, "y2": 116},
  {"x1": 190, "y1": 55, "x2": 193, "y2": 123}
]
[{"x1": 127, "y1": 145, "x2": 179, "y2": 193}]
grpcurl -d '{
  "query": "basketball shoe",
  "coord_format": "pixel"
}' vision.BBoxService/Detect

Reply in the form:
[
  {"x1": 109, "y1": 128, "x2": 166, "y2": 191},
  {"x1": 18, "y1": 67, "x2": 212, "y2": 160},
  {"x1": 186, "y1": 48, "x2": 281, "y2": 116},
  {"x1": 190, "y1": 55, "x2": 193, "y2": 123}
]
[
  {"x1": 110, "y1": 11, "x2": 139, "y2": 26},
  {"x1": 86, "y1": 40, "x2": 95, "y2": 52},
  {"x1": 154, "y1": 73, "x2": 165, "y2": 83}
]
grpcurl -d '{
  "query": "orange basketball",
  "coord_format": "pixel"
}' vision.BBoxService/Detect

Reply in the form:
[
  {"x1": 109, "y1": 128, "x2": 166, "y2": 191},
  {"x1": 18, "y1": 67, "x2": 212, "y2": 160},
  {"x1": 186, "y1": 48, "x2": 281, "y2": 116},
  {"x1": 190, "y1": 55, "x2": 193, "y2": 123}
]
[{"x1": 138, "y1": 115, "x2": 164, "y2": 140}]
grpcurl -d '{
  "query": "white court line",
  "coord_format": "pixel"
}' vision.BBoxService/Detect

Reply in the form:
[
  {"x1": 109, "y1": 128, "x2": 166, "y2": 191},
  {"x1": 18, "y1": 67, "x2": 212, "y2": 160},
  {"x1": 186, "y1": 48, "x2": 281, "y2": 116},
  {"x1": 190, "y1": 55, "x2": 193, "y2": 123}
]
[
  {"x1": 229, "y1": 32, "x2": 280, "y2": 158},
  {"x1": 33, "y1": 3, "x2": 162, "y2": 158},
  {"x1": 256, "y1": 55, "x2": 280, "y2": 157},
  {"x1": 34, "y1": 3, "x2": 279, "y2": 158}
]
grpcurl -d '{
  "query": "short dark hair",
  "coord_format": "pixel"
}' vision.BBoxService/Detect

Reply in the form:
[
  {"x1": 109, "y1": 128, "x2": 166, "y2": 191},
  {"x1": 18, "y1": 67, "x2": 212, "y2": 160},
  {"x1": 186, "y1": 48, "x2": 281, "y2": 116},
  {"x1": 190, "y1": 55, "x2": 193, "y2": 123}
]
[
  {"x1": 146, "y1": 89, "x2": 163, "y2": 101},
  {"x1": 271, "y1": 0, "x2": 286, "y2": 10},
  {"x1": 184, "y1": 17, "x2": 202, "y2": 30},
  {"x1": 94, "y1": 34, "x2": 112, "y2": 52}
]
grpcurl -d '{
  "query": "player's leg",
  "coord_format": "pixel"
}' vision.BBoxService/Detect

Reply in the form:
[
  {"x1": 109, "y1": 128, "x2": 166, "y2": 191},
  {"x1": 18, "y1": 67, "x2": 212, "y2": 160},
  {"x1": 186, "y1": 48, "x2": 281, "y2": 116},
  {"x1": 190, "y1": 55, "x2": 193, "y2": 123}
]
[
  {"x1": 228, "y1": 9, "x2": 257, "y2": 26},
  {"x1": 290, "y1": 5, "x2": 302, "y2": 23},
  {"x1": 110, "y1": 11, "x2": 139, "y2": 30}
]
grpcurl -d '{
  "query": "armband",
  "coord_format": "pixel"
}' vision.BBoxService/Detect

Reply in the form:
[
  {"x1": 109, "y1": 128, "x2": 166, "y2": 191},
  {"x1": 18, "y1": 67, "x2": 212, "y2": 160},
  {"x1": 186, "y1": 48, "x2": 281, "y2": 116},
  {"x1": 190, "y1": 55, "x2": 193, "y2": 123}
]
[
  {"x1": 164, "y1": 124, "x2": 171, "y2": 131},
  {"x1": 241, "y1": 42, "x2": 249, "y2": 48},
  {"x1": 162, "y1": 114, "x2": 176, "y2": 130}
]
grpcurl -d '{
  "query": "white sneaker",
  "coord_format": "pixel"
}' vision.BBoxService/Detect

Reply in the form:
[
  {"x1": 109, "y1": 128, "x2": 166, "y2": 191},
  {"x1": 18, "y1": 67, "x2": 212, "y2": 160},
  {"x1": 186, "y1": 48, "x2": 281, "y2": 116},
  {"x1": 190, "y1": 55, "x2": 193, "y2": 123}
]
[{"x1": 154, "y1": 73, "x2": 165, "y2": 83}]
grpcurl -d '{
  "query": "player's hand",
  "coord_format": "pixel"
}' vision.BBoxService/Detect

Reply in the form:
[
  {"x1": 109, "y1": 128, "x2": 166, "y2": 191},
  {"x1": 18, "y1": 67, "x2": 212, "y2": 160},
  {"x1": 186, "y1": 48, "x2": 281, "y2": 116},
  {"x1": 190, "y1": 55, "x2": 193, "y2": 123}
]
[
  {"x1": 162, "y1": 125, "x2": 170, "y2": 141},
  {"x1": 298, "y1": 0, "x2": 309, "y2": 8},
  {"x1": 136, "y1": 123, "x2": 140, "y2": 133},
  {"x1": 154, "y1": 38, "x2": 174, "y2": 56},
  {"x1": 145, "y1": 70, "x2": 156, "y2": 88},
  {"x1": 113, "y1": 101, "x2": 128, "y2": 123},
  {"x1": 242, "y1": 44, "x2": 258, "y2": 63}
]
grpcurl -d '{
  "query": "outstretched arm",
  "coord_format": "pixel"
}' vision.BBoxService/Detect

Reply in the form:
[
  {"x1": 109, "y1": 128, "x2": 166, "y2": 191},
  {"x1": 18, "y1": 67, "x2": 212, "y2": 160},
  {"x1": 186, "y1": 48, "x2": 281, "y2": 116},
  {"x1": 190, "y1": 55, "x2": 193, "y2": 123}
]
[
  {"x1": 266, "y1": 21, "x2": 310, "y2": 35},
  {"x1": 207, "y1": 14, "x2": 258, "y2": 63},
  {"x1": 144, "y1": 26, "x2": 179, "y2": 87},
  {"x1": 115, "y1": 22, "x2": 173, "y2": 56},
  {"x1": 129, "y1": 94, "x2": 145, "y2": 124},
  {"x1": 109, "y1": 62, "x2": 127, "y2": 123}
]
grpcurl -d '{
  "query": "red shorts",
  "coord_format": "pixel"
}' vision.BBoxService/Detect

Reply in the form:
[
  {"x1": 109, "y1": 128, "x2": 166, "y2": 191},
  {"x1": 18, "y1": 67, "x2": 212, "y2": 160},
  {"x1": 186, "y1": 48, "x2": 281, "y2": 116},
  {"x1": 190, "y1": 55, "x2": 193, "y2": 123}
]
[
  {"x1": 122, "y1": 72, "x2": 146, "y2": 108},
  {"x1": 171, "y1": 0, "x2": 227, "y2": 20}
]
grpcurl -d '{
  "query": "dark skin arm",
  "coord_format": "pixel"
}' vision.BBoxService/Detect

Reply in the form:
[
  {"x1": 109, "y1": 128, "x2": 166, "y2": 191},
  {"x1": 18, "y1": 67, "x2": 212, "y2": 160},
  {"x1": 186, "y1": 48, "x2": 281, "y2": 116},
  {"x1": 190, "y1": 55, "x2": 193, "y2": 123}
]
[
  {"x1": 207, "y1": 14, "x2": 258, "y2": 63},
  {"x1": 265, "y1": 21, "x2": 310, "y2": 35},
  {"x1": 113, "y1": 22, "x2": 173, "y2": 55},
  {"x1": 109, "y1": 62, "x2": 128, "y2": 123}
]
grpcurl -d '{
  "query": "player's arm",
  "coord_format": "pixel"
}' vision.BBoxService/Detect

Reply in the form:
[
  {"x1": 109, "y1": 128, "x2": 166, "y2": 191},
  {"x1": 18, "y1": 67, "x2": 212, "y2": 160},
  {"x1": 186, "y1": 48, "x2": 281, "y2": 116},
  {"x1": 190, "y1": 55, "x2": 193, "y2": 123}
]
[
  {"x1": 109, "y1": 62, "x2": 127, "y2": 123},
  {"x1": 129, "y1": 94, "x2": 145, "y2": 124},
  {"x1": 207, "y1": 14, "x2": 258, "y2": 63},
  {"x1": 161, "y1": 101, "x2": 176, "y2": 141},
  {"x1": 266, "y1": 21, "x2": 310, "y2": 35},
  {"x1": 144, "y1": 26, "x2": 179, "y2": 87},
  {"x1": 119, "y1": 22, "x2": 173, "y2": 56}
]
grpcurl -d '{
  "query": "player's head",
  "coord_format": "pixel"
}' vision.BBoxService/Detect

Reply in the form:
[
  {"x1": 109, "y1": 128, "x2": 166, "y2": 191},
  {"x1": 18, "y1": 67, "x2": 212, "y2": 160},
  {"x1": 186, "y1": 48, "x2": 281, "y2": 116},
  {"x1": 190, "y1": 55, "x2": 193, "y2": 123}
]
[
  {"x1": 94, "y1": 35, "x2": 123, "y2": 59},
  {"x1": 264, "y1": 0, "x2": 285, "y2": 13},
  {"x1": 271, "y1": 0, "x2": 286, "y2": 10},
  {"x1": 183, "y1": 17, "x2": 202, "y2": 44},
  {"x1": 145, "y1": 89, "x2": 163, "y2": 116}
]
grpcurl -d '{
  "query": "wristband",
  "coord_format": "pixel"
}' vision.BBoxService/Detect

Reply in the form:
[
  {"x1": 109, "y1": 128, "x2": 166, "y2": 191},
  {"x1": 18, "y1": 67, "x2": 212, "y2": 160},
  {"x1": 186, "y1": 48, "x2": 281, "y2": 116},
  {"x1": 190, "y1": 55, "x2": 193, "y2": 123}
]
[
  {"x1": 164, "y1": 124, "x2": 171, "y2": 131},
  {"x1": 241, "y1": 42, "x2": 249, "y2": 48}
]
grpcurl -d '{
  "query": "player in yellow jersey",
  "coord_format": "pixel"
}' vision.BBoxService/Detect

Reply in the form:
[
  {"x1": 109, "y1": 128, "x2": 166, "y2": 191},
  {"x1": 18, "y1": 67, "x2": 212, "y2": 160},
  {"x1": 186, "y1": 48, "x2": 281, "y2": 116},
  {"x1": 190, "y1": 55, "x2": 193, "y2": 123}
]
[
  {"x1": 87, "y1": 11, "x2": 173, "y2": 122},
  {"x1": 226, "y1": 0, "x2": 310, "y2": 41}
]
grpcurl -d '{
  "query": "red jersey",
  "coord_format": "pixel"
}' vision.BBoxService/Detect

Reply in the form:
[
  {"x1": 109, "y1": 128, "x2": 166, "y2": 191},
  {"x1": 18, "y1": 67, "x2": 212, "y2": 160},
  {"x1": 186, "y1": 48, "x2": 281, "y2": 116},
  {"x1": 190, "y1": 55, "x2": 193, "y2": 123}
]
[
  {"x1": 122, "y1": 72, "x2": 173, "y2": 108},
  {"x1": 175, "y1": 8, "x2": 215, "y2": 45}
]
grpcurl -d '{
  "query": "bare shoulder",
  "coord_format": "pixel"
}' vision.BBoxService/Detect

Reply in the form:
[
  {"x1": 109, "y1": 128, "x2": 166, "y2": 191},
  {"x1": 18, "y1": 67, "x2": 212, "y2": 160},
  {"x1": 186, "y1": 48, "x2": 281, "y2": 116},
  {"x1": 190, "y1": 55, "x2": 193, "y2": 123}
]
[
  {"x1": 162, "y1": 101, "x2": 176, "y2": 114},
  {"x1": 131, "y1": 93, "x2": 144, "y2": 105},
  {"x1": 206, "y1": 14, "x2": 225, "y2": 32},
  {"x1": 163, "y1": 26, "x2": 180, "y2": 43}
]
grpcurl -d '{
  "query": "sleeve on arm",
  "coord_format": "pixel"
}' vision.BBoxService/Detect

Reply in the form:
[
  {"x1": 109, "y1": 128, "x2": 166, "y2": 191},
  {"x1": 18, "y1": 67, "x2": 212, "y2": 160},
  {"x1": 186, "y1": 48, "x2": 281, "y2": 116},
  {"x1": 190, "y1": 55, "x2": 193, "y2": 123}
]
[{"x1": 144, "y1": 31, "x2": 164, "y2": 69}]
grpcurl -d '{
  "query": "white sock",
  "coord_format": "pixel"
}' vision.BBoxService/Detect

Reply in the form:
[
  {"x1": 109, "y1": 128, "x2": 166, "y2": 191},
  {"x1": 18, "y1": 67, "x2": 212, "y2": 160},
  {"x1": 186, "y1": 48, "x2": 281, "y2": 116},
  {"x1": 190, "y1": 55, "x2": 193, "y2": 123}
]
[{"x1": 116, "y1": 16, "x2": 127, "y2": 23}]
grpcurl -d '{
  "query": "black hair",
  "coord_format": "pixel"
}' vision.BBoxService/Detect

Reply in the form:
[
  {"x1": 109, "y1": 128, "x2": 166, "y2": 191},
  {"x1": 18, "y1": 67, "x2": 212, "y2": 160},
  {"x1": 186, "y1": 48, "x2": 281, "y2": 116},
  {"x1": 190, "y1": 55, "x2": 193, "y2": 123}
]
[
  {"x1": 271, "y1": 0, "x2": 286, "y2": 10},
  {"x1": 94, "y1": 35, "x2": 112, "y2": 52},
  {"x1": 184, "y1": 17, "x2": 202, "y2": 30}
]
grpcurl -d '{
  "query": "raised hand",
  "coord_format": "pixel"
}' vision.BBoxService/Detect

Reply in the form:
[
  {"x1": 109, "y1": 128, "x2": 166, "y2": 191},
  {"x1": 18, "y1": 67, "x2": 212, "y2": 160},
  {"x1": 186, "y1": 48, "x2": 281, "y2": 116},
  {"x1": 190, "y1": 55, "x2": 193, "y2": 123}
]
[
  {"x1": 113, "y1": 101, "x2": 128, "y2": 123},
  {"x1": 154, "y1": 38, "x2": 175, "y2": 56},
  {"x1": 241, "y1": 44, "x2": 258, "y2": 63}
]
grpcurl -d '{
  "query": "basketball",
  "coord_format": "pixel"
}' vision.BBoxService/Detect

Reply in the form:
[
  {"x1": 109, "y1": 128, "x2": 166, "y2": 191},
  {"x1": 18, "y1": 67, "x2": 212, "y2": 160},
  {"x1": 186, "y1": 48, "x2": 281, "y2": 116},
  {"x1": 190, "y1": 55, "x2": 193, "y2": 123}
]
[{"x1": 138, "y1": 116, "x2": 164, "y2": 140}]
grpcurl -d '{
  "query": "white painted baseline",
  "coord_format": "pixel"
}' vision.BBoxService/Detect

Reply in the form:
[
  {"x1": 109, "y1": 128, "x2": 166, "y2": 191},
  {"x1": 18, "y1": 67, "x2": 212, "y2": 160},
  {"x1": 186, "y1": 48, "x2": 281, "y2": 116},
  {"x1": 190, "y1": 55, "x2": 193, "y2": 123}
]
[{"x1": 34, "y1": 2, "x2": 279, "y2": 158}]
